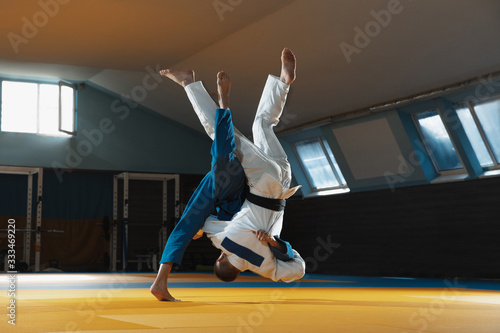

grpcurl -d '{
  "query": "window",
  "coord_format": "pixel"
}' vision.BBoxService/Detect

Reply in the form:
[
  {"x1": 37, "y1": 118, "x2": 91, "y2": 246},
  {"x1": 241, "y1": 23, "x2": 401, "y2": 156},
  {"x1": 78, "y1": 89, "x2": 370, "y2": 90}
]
[
  {"x1": 456, "y1": 97, "x2": 500, "y2": 169},
  {"x1": 1, "y1": 80, "x2": 75, "y2": 136},
  {"x1": 293, "y1": 137, "x2": 347, "y2": 191},
  {"x1": 413, "y1": 110, "x2": 464, "y2": 174},
  {"x1": 59, "y1": 82, "x2": 76, "y2": 135}
]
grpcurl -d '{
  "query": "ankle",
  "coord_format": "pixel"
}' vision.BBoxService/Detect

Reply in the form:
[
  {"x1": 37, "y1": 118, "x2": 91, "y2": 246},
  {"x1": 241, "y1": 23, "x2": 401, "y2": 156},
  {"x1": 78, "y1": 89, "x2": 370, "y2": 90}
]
[
  {"x1": 181, "y1": 79, "x2": 194, "y2": 87},
  {"x1": 219, "y1": 97, "x2": 230, "y2": 109}
]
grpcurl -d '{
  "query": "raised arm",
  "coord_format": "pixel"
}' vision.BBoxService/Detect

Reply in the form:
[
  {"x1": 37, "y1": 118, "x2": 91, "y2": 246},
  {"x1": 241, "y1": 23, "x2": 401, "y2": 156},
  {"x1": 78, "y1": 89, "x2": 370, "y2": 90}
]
[
  {"x1": 252, "y1": 229, "x2": 292, "y2": 259},
  {"x1": 252, "y1": 229, "x2": 306, "y2": 282},
  {"x1": 274, "y1": 249, "x2": 306, "y2": 282}
]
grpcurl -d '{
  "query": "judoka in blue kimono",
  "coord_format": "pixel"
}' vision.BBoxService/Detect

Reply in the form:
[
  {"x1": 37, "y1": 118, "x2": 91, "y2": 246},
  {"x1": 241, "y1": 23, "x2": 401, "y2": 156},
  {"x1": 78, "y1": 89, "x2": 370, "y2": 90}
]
[{"x1": 151, "y1": 49, "x2": 305, "y2": 302}]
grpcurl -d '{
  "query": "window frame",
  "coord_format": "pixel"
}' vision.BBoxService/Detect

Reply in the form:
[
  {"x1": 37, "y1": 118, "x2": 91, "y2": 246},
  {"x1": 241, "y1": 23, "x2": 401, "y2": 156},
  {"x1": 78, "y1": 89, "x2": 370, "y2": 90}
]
[
  {"x1": 458, "y1": 98, "x2": 500, "y2": 170},
  {"x1": 292, "y1": 136, "x2": 348, "y2": 193},
  {"x1": 0, "y1": 78, "x2": 76, "y2": 137},
  {"x1": 412, "y1": 108, "x2": 467, "y2": 177},
  {"x1": 58, "y1": 80, "x2": 77, "y2": 136}
]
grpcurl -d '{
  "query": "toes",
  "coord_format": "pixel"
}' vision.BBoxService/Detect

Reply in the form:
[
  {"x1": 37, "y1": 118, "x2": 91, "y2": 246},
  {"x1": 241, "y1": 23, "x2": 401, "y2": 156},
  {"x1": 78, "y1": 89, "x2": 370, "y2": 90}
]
[
  {"x1": 217, "y1": 71, "x2": 228, "y2": 81},
  {"x1": 282, "y1": 48, "x2": 295, "y2": 62},
  {"x1": 217, "y1": 71, "x2": 231, "y2": 85}
]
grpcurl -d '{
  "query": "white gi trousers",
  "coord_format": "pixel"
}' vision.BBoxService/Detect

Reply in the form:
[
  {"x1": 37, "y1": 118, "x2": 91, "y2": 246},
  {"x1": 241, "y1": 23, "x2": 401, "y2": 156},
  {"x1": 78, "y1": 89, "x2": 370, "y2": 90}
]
[{"x1": 184, "y1": 75, "x2": 305, "y2": 282}]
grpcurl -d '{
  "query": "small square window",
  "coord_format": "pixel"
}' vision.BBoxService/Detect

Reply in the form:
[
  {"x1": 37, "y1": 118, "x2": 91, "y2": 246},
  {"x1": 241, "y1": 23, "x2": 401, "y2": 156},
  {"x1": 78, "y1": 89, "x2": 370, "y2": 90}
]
[
  {"x1": 293, "y1": 138, "x2": 347, "y2": 191},
  {"x1": 473, "y1": 98, "x2": 500, "y2": 163},
  {"x1": 456, "y1": 106, "x2": 495, "y2": 167},
  {"x1": 413, "y1": 110, "x2": 463, "y2": 173},
  {"x1": 456, "y1": 97, "x2": 500, "y2": 170}
]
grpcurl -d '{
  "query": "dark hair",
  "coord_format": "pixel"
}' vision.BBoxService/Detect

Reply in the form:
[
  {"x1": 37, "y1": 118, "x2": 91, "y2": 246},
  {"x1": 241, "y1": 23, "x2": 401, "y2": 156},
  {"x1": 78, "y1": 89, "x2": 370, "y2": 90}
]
[{"x1": 214, "y1": 258, "x2": 240, "y2": 282}]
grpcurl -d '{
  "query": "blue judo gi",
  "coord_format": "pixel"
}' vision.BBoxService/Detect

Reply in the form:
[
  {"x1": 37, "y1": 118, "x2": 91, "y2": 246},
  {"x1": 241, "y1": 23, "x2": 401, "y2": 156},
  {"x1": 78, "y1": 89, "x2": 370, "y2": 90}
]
[{"x1": 160, "y1": 108, "x2": 247, "y2": 264}]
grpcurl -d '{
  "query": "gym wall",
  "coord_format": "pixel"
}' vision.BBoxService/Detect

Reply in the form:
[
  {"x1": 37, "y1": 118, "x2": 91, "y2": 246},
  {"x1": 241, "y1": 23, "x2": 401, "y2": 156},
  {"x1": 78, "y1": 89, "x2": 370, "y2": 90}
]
[
  {"x1": 0, "y1": 170, "x2": 210, "y2": 272},
  {"x1": 0, "y1": 84, "x2": 212, "y2": 174},
  {"x1": 282, "y1": 175, "x2": 500, "y2": 279}
]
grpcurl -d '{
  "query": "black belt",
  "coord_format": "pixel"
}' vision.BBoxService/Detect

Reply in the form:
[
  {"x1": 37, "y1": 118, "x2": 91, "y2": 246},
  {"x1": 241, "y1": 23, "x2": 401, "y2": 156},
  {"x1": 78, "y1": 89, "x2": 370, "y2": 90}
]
[{"x1": 246, "y1": 191, "x2": 286, "y2": 211}]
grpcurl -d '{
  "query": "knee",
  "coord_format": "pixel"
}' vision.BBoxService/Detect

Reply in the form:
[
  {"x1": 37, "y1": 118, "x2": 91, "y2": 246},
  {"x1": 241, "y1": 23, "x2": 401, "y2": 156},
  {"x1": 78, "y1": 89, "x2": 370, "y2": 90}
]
[
  {"x1": 253, "y1": 117, "x2": 278, "y2": 137},
  {"x1": 213, "y1": 160, "x2": 245, "y2": 196},
  {"x1": 214, "y1": 159, "x2": 244, "y2": 185}
]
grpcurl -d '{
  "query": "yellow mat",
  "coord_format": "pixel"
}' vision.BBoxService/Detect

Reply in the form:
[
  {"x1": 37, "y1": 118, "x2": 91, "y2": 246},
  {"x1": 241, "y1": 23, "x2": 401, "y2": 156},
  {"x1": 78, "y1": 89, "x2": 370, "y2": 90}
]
[{"x1": 1, "y1": 273, "x2": 500, "y2": 333}]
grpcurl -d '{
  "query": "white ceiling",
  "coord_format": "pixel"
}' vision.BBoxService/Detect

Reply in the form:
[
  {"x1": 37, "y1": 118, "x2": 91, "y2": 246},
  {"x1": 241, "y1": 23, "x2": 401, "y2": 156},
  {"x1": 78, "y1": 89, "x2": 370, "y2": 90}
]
[{"x1": 1, "y1": 0, "x2": 500, "y2": 136}]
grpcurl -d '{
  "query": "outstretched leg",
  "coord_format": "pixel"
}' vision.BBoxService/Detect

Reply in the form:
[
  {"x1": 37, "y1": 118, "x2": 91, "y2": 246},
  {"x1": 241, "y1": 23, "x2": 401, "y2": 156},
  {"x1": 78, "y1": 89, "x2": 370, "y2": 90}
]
[
  {"x1": 160, "y1": 68, "x2": 219, "y2": 139},
  {"x1": 151, "y1": 170, "x2": 217, "y2": 302},
  {"x1": 151, "y1": 72, "x2": 246, "y2": 301},
  {"x1": 251, "y1": 48, "x2": 296, "y2": 160},
  {"x1": 212, "y1": 72, "x2": 247, "y2": 219}
]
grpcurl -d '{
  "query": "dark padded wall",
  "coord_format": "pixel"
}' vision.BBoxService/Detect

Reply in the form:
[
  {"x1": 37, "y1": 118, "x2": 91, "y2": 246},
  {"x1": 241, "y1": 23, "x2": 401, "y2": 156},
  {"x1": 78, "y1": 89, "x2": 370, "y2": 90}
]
[{"x1": 281, "y1": 176, "x2": 500, "y2": 279}]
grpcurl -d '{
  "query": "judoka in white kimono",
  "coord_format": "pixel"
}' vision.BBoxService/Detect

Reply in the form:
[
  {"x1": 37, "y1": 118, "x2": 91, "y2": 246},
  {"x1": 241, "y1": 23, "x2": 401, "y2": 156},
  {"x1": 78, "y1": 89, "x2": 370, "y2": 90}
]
[
  {"x1": 151, "y1": 49, "x2": 303, "y2": 301},
  {"x1": 185, "y1": 74, "x2": 305, "y2": 282}
]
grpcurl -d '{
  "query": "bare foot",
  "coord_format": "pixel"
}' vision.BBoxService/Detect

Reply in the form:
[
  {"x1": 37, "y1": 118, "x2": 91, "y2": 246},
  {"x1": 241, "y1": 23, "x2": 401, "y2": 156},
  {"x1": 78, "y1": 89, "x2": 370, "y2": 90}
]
[
  {"x1": 217, "y1": 71, "x2": 231, "y2": 109},
  {"x1": 159, "y1": 69, "x2": 195, "y2": 87},
  {"x1": 150, "y1": 281, "x2": 180, "y2": 302},
  {"x1": 280, "y1": 48, "x2": 296, "y2": 85}
]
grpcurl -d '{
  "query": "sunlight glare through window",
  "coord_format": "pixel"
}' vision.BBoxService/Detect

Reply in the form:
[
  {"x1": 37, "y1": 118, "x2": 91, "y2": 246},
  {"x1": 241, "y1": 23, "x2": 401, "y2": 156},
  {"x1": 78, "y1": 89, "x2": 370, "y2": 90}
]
[
  {"x1": 39, "y1": 84, "x2": 59, "y2": 135},
  {"x1": 456, "y1": 107, "x2": 494, "y2": 167},
  {"x1": 474, "y1": 99, "x2": 500, "y2": 162},
  {"x1": 1, "y1": 80, "x2": 73, "y2": 136},
  {"x1": 323, "y1": 138, "x2": 346, "y2": 184},
  {"x1": 60, "y1": 85, "x2": 75, "y2": 133},
  {"x1": 415, "y1": 110, "x2": 462, "y2": 171},
  {"x1": 295, "y1": 139, "x2": 342, "y2": 190},
  {"x1": 1, "y1": 81, "x2": 38, "y2": 133}
]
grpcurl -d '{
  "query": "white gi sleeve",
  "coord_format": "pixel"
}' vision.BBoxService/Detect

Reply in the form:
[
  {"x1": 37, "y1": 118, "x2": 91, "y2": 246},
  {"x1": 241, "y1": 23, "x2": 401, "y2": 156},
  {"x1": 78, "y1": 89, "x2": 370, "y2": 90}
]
[{"x1": 272, "y1": 249, "x2": 306, "y2": 282}]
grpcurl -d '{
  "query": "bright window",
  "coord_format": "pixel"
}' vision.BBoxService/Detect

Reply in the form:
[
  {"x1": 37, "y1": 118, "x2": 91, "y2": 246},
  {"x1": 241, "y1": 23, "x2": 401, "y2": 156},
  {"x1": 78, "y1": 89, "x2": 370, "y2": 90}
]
[
  {"x1": 59, "y1": 83, "x2": 76, "y2": 134},
  {"x1": 294, "y1": 138, "x2": 347, "y2": 191},
  {"x1": 474, "y1": 98, "x2": 500, "y2": 163},
  {"x1": 456, "y1": 98, "x2": 500, "y2": 168},
  {"x1": 456, "y1": 106, "x2": 494, "y2": 167},
  {"x1": 413, "y1": 110, "x2": 463, "y2": 172},
  {"x1": 1, "y1": 80, "x2": 75, "y2": 136}
]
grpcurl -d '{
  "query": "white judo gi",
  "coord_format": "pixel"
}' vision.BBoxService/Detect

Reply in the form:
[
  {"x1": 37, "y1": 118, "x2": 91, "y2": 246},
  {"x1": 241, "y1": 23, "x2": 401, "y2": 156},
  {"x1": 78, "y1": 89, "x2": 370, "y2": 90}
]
[{"x1": 185, "y1": 75, "x2": 305, "y2": 282}]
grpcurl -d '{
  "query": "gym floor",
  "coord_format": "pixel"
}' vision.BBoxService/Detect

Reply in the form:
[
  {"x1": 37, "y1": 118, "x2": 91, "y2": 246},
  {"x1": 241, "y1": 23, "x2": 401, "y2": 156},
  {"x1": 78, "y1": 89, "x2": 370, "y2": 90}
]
[{"x1": 1, "y1": 272, "x2": 500, "y2": 332}]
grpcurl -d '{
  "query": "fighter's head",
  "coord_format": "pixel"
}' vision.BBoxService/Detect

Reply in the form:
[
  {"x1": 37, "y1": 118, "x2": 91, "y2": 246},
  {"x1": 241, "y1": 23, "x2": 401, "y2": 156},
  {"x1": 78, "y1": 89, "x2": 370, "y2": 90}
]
[{"x1": 214, "y1": 252, "x2": 240, "y2": 282}]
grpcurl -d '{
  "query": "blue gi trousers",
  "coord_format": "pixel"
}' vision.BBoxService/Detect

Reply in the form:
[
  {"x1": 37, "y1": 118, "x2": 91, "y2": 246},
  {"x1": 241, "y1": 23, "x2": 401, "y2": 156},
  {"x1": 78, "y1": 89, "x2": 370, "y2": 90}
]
[{"x1": 160, "y1": 109, "x2": 247, "y2": 264}]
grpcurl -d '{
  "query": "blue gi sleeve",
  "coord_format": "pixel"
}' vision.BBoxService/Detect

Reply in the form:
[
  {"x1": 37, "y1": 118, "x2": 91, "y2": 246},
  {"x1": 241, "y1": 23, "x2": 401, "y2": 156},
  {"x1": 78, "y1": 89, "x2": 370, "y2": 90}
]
[{"x1": 268, "y1": 236, "x2": 295, "y2": 261}]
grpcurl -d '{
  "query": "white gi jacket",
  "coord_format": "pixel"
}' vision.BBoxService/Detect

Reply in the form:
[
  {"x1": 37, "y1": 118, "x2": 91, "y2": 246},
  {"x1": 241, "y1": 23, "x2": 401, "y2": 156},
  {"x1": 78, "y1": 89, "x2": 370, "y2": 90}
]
[{"x1": 186, "y1": 75, "x2": 305, "y2": 282}]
